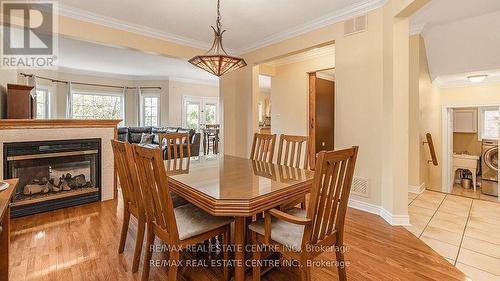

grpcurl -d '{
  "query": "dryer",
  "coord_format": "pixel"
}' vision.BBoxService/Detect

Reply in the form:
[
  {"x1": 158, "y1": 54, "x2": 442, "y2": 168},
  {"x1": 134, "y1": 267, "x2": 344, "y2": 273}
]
[{"x1": 482, "y1": 140, "x2": 498, "y2": 196}]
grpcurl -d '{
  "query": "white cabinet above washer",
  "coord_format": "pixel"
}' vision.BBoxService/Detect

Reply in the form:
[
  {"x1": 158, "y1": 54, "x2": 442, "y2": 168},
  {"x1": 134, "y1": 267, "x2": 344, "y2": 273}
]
[{"x1": 454, "y1": 109, "x2": 477, "y2": 133}]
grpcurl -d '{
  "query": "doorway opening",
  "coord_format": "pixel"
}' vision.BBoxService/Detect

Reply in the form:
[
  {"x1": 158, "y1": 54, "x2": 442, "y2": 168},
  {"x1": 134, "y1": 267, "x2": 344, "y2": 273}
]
[
  {"x1": 309, "y1": 68, "x2": 335, "y2": 165},
  {"x1": 442, "y1": 105, "x2": 500, "y2": 202}
]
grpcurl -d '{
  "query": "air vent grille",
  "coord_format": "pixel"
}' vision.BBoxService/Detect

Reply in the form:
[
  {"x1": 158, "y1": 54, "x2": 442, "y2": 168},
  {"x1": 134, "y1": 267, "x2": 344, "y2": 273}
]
[
  {"x1": 351, "y1": 177, "x2": 369, "y2": 197},
  {"x1": 344, "y1": 15, "x2": 367, "y2": 36}
]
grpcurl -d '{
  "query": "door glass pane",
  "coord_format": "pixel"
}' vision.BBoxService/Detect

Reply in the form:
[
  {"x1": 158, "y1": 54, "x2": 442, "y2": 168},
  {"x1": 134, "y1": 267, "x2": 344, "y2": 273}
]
[
  {"x1": 186, "y1": 102, "x2": 200, "y2": 130},
  {"x1": 204, "y1": 103, "x2": 217, "y2": 124}
]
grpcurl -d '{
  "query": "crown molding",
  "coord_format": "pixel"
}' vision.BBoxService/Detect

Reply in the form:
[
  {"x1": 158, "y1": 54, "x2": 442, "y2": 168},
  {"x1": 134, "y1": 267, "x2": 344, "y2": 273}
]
[
  {"x1": 57, "y1": 1, "x2": 388, "y2": 56},
  {"x1": 49, "y1": 67, "x2": 219, "y2": 86},
  {"x1": 57, "y1": 4, "x2": 213, "y2": 52},
  {"x1": 237, "y1": 0, "x2": 388, "y2": 55}
]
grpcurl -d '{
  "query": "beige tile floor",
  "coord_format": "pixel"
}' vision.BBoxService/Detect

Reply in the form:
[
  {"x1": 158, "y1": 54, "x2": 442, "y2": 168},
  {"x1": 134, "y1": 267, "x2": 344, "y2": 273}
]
[
  {"x1": 407, "y1": 190, "x2": 500, "y2": 281},
  {"x1": 451, "y1": 184, "x2": 499, "y2": 203}
]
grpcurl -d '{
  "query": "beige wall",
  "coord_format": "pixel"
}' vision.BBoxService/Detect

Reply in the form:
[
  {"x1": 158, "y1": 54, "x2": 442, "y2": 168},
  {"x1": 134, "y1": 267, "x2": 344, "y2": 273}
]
[
  {"x1": 220, "y1": 0, "x2": 428, "y2": 222},
  {"x1": 414, "y1": 35, "x2": 500, "y2": 191},
  {"x1": 268, "y1": 53, "x2": 334, "y2": 136},
  {"x1": 453, "y1": 133, "x2": 481, "y2": 156},
  {"x1": 409, "y1": 36, "x2": 421, "y2": 188}
]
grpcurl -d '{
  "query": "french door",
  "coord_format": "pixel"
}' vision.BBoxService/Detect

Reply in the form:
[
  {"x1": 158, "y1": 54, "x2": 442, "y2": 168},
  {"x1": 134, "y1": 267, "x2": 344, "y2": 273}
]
[{"x1": 182, "y1": 96, "x2": 219, "y2": 131}]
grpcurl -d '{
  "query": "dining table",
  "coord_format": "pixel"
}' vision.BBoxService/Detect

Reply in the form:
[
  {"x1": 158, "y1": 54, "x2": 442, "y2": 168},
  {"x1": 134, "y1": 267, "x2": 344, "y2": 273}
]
[{"x1": 164, "y1": 154, "x2": 314, "y2": 281}]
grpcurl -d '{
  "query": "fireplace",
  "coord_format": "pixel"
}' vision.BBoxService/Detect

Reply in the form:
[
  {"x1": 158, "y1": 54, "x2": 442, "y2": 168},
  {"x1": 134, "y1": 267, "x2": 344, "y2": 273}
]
[{"x1": 3, "y1": 139, "x2": 101, "y2": 217}]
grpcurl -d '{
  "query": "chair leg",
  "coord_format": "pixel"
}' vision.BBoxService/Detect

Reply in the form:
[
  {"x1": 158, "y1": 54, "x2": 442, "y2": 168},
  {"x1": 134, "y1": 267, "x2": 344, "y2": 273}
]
[
  {"x1": 299, "y1": 258, "x2": 311, "y2": 281},
  {"x1": 119, "y1": 206, "x2": 131, "y2": 254},
  {"x1": 141, "y1": 226, "x2": 155, "y2": 281},
  {"x1": 223, "y1": 226, "x2": 230, "y2": 281},
  {"x1": 132, "y1": 217, "x2": 146, "y2": 273},
  {"x1": 335, "y1": 245, "x2": 347, "y2": 281},
  {"x1": 168, "y1": 249, "x2": 180, "y2": 281},
  {"x1": 252, "y1": 231, "x2": 261, "y2": 281}
]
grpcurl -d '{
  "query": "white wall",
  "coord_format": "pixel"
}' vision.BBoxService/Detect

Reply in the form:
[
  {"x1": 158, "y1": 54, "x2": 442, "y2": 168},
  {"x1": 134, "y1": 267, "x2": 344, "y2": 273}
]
[
  {"x1": 11, "y1": 70, "x2": 218, "y2": 127},
  {"x1": 168, "y1": 80, "x2": 219, "y2": 127}
]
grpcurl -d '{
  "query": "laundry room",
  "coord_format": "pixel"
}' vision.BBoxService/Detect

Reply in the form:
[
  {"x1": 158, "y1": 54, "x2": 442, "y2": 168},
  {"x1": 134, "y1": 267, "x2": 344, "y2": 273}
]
[{"x1": 450, "y1": 106, "x2": 499, "y2": 200}]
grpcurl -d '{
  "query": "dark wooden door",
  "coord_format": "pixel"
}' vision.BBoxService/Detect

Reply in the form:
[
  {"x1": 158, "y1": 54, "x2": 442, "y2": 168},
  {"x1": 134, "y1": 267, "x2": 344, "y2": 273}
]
[{"x1": 315, "y1": 77, "x2": 334, "y2": 153}]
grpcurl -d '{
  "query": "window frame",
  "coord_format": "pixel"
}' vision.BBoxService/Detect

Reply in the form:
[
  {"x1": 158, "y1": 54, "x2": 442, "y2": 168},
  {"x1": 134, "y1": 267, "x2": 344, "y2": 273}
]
[
  {"x1": 35, "y1": 88, "x2": 50, "y2": 119},
  {"x1": 140, "y1": 93, "x2": 160, "y2": 127},
  {"x1": 478, "y1": 106, "x2": 500, "y2": 141},
  {"x1": 70, "y1": 90, "x2": 125, "y2": 124}
]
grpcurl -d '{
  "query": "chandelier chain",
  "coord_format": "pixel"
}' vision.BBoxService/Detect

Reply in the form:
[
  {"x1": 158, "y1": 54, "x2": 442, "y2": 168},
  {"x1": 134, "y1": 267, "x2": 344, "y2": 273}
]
[{"x1": 216, "y1": 0, "x2": 222, "y2": 31}]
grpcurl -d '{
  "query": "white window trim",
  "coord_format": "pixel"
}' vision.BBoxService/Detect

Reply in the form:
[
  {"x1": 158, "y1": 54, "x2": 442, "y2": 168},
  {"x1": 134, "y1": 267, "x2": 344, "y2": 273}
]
[
  {"x1": 478, "y1": 106, "x2": 499, "y2": 141},
  {"x1": 140, "y1": 93, "x2": 161, "y2": 127},
  {"x1": 70, "y1": 90, "x2": 126, "y2": 122},
  {"x1": 181, "y1": 95, "x2": 219, "y2": 129},
  {"x1": 36, "y1": 88, "x2": 50, "y2": 119}
]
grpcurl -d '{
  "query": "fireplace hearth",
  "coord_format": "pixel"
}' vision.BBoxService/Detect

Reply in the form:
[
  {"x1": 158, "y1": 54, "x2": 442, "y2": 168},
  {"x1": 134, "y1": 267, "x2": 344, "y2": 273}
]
[{"x1": 3, "y1": 139, "x2": 101, "y2": 217}]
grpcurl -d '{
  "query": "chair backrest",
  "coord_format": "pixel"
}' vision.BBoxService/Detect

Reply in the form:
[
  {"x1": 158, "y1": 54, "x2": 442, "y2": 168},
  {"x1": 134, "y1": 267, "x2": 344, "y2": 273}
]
[
  {"x1": 250, "y1": 133, "x2": 276, "y2": 163},
  {"x1": 160, "y1": 133, "x2": 191, "y2": 160},
  {"x1": 165, "y1": 157, "x2": 191, "y2": 175},
  {"x1": 305, "y1": 146, "x2": 358, "y2": 246},
  {"x1": 277, "y1": 134, "x2": 310, "y2": 169},
  {"x1": 111, "y1": 140, "x2": 142, "y2": 209},
  {"x1": 132, "y1": 144, "x2": 179, "y2": 241}
]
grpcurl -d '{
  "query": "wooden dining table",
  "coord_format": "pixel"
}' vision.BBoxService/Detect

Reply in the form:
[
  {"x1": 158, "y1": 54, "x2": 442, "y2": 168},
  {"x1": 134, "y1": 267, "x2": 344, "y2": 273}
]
[{"x1": 164, "y1": 154, "x2": 314, "y2": 281}]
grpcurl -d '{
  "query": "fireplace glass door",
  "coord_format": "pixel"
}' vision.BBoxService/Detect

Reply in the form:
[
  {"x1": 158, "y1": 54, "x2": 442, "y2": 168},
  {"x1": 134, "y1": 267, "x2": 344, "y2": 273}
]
[
  {"x1": 4, "y1": 139, "x2": 101, "y2": 217},
  {"x1": 9, "y1": 152, "x2": 98, "y2": 204}
]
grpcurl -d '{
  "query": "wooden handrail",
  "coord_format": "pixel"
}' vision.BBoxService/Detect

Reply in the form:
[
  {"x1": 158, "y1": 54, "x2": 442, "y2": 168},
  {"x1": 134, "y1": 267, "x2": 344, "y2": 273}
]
[{"x1": 424, "y1": 133, "x2": 438, "y2": 166}]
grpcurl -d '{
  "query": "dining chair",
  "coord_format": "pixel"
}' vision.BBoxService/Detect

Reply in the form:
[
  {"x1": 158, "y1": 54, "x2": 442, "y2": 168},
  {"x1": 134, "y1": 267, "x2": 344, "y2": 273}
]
[
  {"x1": 132, "y1": 144, "x2": 233, "y2": 281},
  {"x1": 249, "y1": 146, "x2": 359, "y2": 281},
  {"x1": 277, "y1": 134, "x2": 310, "y2": 210},
  {"x1": 159, "y1": 133, "x2": 191, "y2": 160},
  {"x1": 112, "y1": 140, "x2": 146, "y2": 273},
  {"x1": 250, "y1": 133, "x2": 277, "y2": 163}
]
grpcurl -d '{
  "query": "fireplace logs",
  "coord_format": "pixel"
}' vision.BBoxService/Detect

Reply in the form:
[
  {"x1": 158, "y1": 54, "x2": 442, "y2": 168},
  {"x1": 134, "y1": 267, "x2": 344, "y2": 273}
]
[{"x1": 23, "y1": 174, "x2": 91, "y2": 196}]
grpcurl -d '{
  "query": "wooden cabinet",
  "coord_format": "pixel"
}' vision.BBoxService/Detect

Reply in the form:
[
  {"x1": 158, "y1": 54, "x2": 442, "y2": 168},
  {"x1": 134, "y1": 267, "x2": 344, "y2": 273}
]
[
  {"x1": 454, "y1": 109, "x2": 477, "y2": 133},
  {"x1": 7, "y1": 84, "x2": 35, "y2": 119}
]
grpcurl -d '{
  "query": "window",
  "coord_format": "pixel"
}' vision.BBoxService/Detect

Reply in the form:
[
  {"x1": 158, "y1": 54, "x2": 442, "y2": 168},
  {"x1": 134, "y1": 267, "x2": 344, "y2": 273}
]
[
  {"x1": 142, "y1": 96, "x2": 159, "y2": 126},
  {"x1": 480, "y1": 107, "x2": 499, "y2": 140},
  {"x1": 71, "y1": 92, "x2": 124, "y2": 123},
  {"x1": 35, "y1": 89, "x2": 49, "y2": 119}
]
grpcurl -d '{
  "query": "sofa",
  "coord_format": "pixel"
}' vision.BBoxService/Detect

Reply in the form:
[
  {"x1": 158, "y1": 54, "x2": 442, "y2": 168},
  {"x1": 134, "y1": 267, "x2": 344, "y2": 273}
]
[{"x1": 117, "y1": 126, "x2": 201, "y2": 157}]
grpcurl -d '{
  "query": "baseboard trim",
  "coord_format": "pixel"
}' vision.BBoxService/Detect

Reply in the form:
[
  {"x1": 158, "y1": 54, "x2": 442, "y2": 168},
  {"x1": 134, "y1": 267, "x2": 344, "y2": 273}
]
[
  {"x1": 348, "y1": 199, "x2": 410, "y2": 226},
  {"x1": 408, "y1": 183, "x2": 425, "y2": 194}
]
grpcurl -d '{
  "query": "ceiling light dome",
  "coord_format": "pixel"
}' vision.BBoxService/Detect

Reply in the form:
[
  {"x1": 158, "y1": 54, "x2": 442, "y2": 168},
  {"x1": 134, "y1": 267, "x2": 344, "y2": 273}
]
[
  {"x1": 467, "y1": 74, "x2": 488, "y2": 83},
  {"x1": 189, "y1": 0, "x2": 247, "y2": 77}
]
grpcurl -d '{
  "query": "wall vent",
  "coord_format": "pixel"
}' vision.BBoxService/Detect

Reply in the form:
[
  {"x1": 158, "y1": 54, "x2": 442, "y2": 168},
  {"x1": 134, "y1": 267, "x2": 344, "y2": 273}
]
[
  {"x1": 344, "y1": 15, "x2": 367, "y2": 36},
  {"x1": 351, "y1": 177, "x2": 369, "y2": 197}
]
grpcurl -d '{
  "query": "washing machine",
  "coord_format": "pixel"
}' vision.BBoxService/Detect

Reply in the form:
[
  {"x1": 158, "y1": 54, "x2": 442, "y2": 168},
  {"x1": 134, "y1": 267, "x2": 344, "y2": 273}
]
[{"x1": 482, "y1": 140, "x2": 498, "y2": 196}]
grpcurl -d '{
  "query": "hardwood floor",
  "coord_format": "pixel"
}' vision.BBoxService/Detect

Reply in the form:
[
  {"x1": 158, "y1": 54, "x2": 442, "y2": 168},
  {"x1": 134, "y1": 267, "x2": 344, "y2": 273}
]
[{"x1": 9, "y1": 194, "x2": 467, "y2": 281}]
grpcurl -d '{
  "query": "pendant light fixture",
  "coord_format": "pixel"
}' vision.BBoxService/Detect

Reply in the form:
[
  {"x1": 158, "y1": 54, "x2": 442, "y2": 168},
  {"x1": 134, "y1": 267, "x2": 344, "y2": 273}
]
[{"x1": 189, "y1": 0, "x2": 247, "y2": 77}]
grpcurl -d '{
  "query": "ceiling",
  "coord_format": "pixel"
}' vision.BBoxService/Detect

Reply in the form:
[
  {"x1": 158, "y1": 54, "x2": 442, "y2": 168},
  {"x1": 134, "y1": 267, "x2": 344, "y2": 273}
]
[
  {"x1": 58, "y1": 0, "x2": 386, "y2": 54},
  {"x1": 411, "y1": 0, "x2": 500, "y2": 86},
  {"x1": 56, "y1": 36, "x2": 219, "y2": 83}
]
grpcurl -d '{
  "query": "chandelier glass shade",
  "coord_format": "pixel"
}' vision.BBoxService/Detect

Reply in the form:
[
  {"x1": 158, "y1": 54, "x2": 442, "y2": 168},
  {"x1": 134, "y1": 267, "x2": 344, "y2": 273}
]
[{"x1": 189, "y1": 0, "x2": 247, "y2": 77}]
